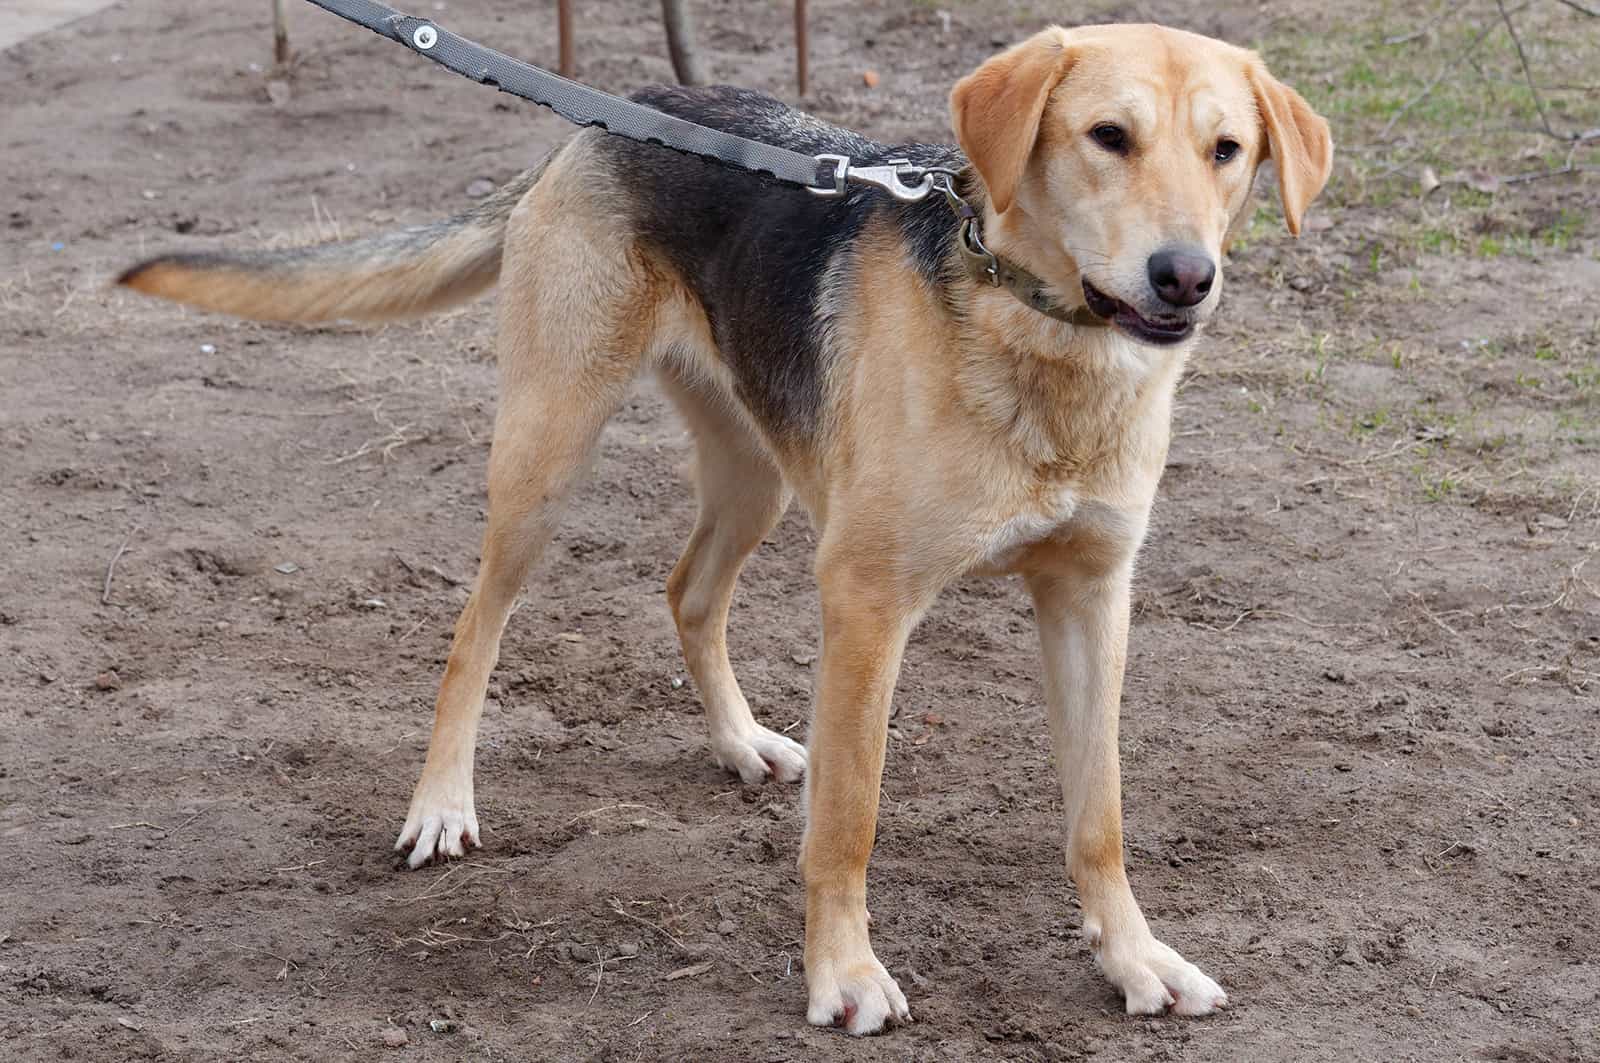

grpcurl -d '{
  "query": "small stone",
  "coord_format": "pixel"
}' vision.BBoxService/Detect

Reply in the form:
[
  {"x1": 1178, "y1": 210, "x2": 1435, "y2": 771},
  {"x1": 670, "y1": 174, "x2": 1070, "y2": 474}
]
[
  {"x1": 790, "y1": 652, "x2": 816, "y2": 666},
  {"x1": 465, "y1": 177, "x2": 496, "y2": 198},
  {"x1": 94, "y1": 670, "x2": 122, "y2": 692},
  {"x1": 669, "y1": 676, "x2": 684, "y2": 689},
  {"x1": 199, "y1": 343, "x2": 216, "y2": 355},
  {"x1": 380, "y1": 1027, "x2": 408, "y2": 1047},
  {"x1": 360, "y1": 597, "x2": 387, "y2": 610},
  {"x1": 559, "y1": 941, "x2": 595, "y2": 962},
  {"x1": 1338, "y1": 946, "x2": 1364, "y2": 966},
  {"x1": 273, "y1": 562, "x2": 299, "y2": 575},
  {"x1": 1289, "y1": 275, "x2": 1314, "y2": 292},
  {"x1": 1404, "y1": 1004, "x2": 1422, "y2": 1018},
  {"x1": 862, "y1": 70, "x2": 880, "y2": 89},
  {"x1": 616, "y1": 941, "x2": 640, "y2": 958},
  {"x1": 266, "y1": 79, "x2": 292, "y2": 107},
  {"x1": 716, "y1": 919, "x2": 736, "y2": 936}
]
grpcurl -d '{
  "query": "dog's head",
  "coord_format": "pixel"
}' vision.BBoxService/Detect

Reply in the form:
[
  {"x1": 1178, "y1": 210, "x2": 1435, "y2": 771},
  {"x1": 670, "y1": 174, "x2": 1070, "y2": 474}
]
[{"x1": 951, "y1": 24, "x2": 1332, "y2": 347}]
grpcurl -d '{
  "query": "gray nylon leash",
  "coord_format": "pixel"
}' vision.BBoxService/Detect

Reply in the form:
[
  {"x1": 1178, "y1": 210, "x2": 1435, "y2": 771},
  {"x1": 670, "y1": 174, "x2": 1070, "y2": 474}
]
[
  {"x1": 304, "y1": 0, "x2": 833, "y2": 189},
  {"x1": 298, "y1": 0, "x2": 1102, "y2": 326}
]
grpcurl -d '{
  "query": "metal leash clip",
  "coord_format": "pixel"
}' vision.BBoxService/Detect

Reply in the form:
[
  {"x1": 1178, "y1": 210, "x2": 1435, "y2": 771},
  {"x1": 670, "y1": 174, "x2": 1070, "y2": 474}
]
[
  {"x1": 809, "y1": 155, "x2": 936, "y2": 202},
  {"x1": 929, "y1": 169, "x2": 1001, "y2": 286}
]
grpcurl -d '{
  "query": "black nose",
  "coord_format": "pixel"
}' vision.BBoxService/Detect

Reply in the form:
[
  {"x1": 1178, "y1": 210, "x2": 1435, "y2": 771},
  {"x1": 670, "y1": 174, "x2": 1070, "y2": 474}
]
[{"x1": 1147, "y1": 247, "x2": 1216, "y2": 308}]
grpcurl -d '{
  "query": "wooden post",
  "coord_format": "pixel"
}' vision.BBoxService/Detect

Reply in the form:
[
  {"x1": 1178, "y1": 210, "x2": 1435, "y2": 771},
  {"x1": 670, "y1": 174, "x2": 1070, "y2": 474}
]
[
  {"x1": 557, "y1": 0, "x2": 574, "y2": 78},
  {"x1": 794, "y1": 0, "x2": 808, "y2": 97},
  {"x1": 660, "y1": 0, "x2": 705, "y2": 86},
  {"x1": 272, "y1": 0, "x2": 289, "y2": 68}
]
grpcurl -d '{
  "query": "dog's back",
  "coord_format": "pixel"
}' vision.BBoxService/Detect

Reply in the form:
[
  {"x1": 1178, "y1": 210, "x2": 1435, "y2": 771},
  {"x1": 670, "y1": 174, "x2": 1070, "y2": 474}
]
[{"x1": 598, "y1": 87, "x2": 964, "y2": 437}]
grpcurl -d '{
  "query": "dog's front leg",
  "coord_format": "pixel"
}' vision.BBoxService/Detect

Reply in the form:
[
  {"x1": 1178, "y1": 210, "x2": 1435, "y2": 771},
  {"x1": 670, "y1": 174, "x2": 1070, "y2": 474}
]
[
  {"x1": 800, "y1": 557, "x2": 928, "y2": 1036},
  {"x1": 1027, "y1": 568, "x2": 1227, "y2": 1016}
]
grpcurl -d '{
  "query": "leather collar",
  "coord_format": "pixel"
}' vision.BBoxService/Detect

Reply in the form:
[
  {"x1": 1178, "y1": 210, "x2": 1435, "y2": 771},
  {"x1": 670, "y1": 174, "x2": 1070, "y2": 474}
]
[{"x1": 955, "y1": 216, "x2": 1106, "y2": 328}]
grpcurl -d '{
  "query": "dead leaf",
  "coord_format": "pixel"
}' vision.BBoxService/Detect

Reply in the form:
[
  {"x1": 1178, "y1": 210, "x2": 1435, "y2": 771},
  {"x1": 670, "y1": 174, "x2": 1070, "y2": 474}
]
[{"x1": 1419, "y1": 165, "x2": 1440, "y2": 195}]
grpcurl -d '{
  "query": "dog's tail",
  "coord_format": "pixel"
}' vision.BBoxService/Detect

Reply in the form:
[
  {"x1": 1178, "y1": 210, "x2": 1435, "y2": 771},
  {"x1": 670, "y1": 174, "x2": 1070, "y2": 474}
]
[{"x1": 117, "y1": 164, "x2": 545, "y2": 324}]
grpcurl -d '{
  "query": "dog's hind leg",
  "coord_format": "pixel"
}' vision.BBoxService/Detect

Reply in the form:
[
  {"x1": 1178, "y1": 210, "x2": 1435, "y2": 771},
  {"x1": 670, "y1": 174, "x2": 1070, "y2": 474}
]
[
  {"x1": 396, "y1": 169, "x2": 649, "y2": 867},
  {"x1": 660, "y1": 373, "x2": 807, "y2": 784}
]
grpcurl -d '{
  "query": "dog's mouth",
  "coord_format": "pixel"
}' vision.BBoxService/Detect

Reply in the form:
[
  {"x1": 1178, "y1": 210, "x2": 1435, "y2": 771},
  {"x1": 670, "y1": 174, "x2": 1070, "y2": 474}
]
[{"x1": 1082, "y1": 281, "x2": 1194, "y2": 346}]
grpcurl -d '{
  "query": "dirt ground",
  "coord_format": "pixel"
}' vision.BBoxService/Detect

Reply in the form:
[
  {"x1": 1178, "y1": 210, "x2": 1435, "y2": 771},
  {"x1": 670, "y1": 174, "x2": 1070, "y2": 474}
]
[{"x1": 3, "y1": 0, "x2": 1598, "y2": 1060}]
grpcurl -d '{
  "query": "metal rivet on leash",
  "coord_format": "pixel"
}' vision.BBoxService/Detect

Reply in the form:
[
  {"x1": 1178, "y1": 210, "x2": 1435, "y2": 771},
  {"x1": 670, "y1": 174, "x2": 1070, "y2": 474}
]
[{"x1": 412, "y1": 24, "x2": 438, "y2": 50}]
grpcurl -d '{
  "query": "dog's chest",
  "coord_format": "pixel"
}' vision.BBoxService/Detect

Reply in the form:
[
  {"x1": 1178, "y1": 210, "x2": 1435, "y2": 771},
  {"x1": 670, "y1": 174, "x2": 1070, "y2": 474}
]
[{"x1": 976, "y1": 484, "x2": 1082, "y2": 568}]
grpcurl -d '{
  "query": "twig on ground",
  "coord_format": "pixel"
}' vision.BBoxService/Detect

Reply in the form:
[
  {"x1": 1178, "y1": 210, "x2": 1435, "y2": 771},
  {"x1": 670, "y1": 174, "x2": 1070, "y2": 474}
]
[
  {"x1": 1197, "y1": 609, "x2": 1256, "y2": 634},
  {"x1": 102, "y1": 525, "x2": 138, "y2": 605},
  {"x1": 169, "y1": 807, "x2": 210, "y2": 835},
  {"x1": 563, "y1": 803, "x2": 661, "y2": 827},
  {"x1": 587, "y1": 951, "x2": 605, "y2": 1006},
  {"x1": 608, "y1": 897, "x2": 689, "y2": 952},
  {"x1": 1501, "y1": 163, "x2": 1600, "y2": 184}
]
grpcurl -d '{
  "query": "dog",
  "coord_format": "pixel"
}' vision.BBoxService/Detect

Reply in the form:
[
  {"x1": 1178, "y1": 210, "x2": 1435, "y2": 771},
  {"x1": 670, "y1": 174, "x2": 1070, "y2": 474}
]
[{"x1": 119, "y1": 23, "x2": 1331, "y2": 1033}]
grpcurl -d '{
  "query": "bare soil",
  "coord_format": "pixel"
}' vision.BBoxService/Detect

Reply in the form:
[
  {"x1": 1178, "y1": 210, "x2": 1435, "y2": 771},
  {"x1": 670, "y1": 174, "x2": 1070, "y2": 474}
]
[{"x1": 3, "y1": 1, "x2": 1597, "y2": 1060}]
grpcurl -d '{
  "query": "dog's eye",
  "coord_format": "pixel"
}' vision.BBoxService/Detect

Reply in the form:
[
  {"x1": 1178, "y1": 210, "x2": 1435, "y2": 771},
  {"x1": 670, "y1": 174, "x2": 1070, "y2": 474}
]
[
  {"x1": 1090, "y1": 124, "x2": 1128, "y2": 154},
  {"x1": 1214, "y1": 138, "x2": 1241, "y2": 163}
]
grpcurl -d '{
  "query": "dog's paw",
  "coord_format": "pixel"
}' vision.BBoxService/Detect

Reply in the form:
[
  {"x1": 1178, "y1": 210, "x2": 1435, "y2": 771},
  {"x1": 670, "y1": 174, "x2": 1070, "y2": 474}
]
[
  {"x1": 711, "y1": 723, "x2": 807, "y2": 785},
  {"x1": 1093, "y1": 928, "x2": 1227, "y2": 1016},
  {"x1": 806, "y1": 954, "x2": 911, "y2": 1036},
  {"x1": 394, "y1": 776, "x2": 479, "y2": 869}
]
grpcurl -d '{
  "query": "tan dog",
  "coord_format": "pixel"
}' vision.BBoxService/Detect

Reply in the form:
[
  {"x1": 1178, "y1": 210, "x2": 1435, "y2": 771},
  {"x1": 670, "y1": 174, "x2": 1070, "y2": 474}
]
[{"x1": 120, "y1": 23, "x2": 1331, "y2": 1033}]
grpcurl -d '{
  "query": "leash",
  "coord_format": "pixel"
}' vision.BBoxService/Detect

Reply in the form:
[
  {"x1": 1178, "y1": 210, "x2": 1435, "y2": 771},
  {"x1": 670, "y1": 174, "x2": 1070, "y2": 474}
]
[{"x1": 300, "y1": 0, "x2": 1100, "y2": 327}]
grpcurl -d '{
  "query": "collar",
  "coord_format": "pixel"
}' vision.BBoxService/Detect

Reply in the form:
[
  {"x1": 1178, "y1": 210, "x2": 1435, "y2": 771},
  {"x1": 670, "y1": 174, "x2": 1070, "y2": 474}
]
[
  {"x1": 956, "y1": 216, "x2": 1106, "y2": 327},
  {"x1": 940, "y1": 181, "x2": 1106, "y2": 328}
]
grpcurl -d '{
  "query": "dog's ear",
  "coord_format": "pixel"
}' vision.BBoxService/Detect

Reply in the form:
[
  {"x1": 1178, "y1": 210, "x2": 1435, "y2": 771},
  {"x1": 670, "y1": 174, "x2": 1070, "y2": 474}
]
[
  {"x1": 1247, "y1": 62, "x2": 1333, "y2": 236},
  {"x1": 950, "y1": 28, "x2": 1078, "y2": 215}
]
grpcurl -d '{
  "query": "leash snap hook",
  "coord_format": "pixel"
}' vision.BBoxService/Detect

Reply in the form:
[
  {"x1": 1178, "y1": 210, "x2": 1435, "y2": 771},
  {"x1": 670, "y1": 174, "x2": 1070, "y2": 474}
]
[
  {"x1": 959, "y1": 217, "x2": 1001, "y2": 286},
  {"x1": 809, "y1": 155, "x2": 935, "y2": 202}
]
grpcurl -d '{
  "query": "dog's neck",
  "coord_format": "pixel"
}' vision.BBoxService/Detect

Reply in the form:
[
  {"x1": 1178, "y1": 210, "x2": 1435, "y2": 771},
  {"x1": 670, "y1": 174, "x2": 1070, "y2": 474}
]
[{"x1": 949, "y1": 218, "x2": 1191, "y2": 481}]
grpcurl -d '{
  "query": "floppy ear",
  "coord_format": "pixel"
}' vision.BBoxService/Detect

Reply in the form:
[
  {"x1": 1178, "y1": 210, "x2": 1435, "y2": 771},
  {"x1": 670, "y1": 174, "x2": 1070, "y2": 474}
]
[
  {"x1": 1248, "y1": 62, "x2": 1333, "y2": 236},
  {"x1": 949, "y1": 28, "x2": 1077, "y2": 215}
]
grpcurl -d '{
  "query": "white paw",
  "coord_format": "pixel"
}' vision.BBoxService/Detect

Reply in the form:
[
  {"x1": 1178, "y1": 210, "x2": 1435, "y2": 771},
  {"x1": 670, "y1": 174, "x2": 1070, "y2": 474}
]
[
  {"x1": 1093, "y1": 928, "x2": 1227, "y2": 1016},
  {"x1": 711, "y1": 723, "x2": 807, "y2": 785},
  {"x1": 806, "y1": 955, "x2": 911, "y2": 1036},
  {"x1": 394, "y1": 775, "x2": 479, "y2": 870}
]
